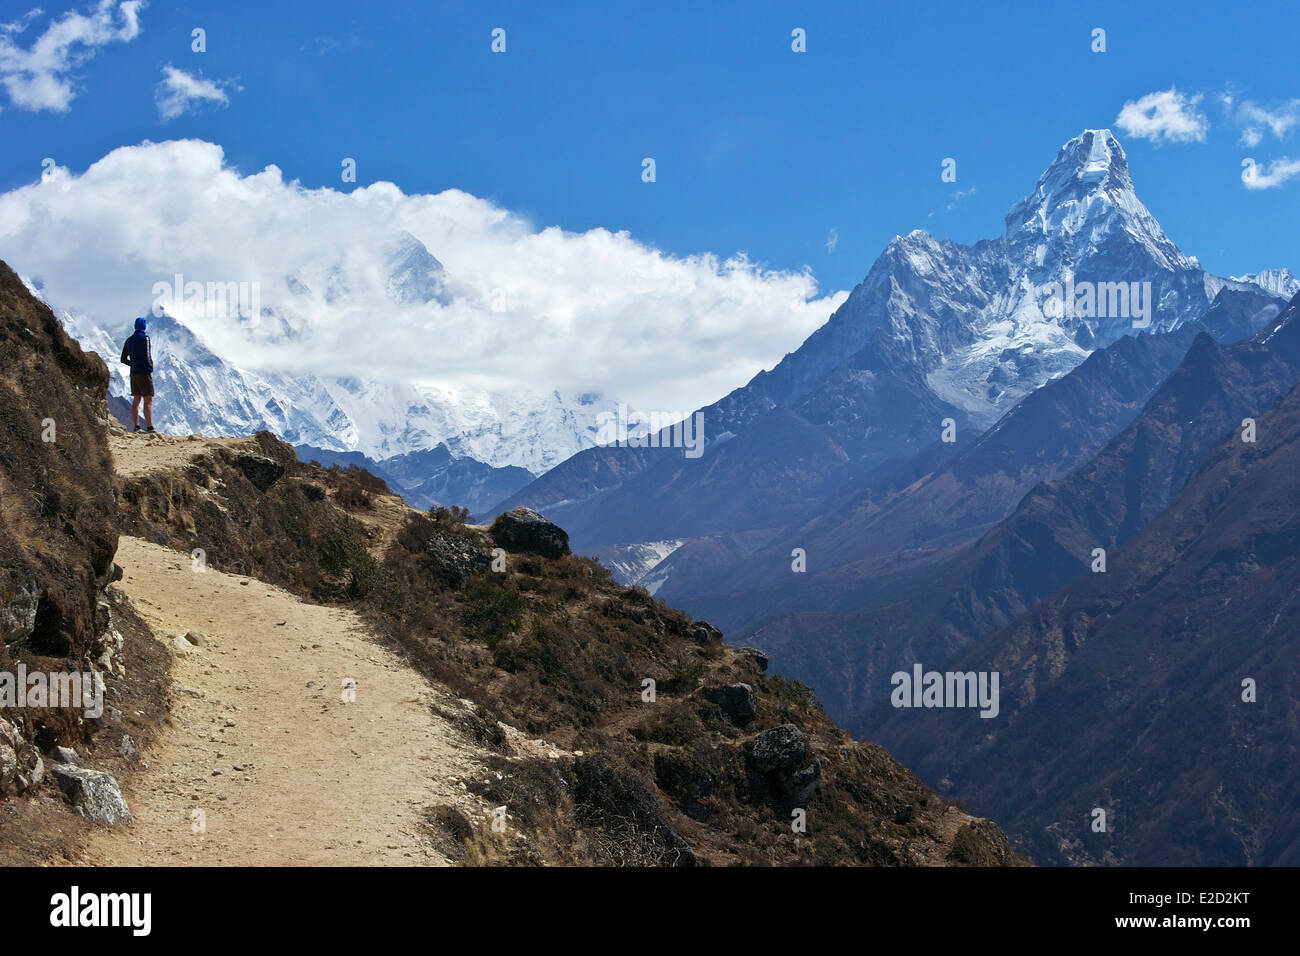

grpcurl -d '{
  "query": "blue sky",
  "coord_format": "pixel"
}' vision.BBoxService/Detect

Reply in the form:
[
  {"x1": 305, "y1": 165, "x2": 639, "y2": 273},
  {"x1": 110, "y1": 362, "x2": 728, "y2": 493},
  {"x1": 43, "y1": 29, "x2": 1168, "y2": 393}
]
[
  {"x1": 1, "y1": 0, "x2": 1298, "y2": 418},
  {"x1": 3, "y1": 0, "x2": 1297, "y2": 288}
]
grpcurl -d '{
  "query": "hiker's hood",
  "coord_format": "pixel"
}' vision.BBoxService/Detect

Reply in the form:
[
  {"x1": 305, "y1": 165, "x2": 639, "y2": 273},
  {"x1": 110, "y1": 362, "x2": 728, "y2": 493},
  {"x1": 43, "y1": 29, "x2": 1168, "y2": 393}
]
[{"x1": 134, "y1": 317, "x2": 147, "y2": 332}]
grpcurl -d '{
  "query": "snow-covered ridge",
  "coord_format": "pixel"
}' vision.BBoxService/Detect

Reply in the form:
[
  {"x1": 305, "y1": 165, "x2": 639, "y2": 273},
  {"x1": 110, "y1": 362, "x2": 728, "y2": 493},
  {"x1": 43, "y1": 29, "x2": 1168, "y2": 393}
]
[
  {"x1": 28, "y1": 130, "x2": 1294, "y2": 477},
  {"x1": 1232, "y1": 268, "x2": 1299, "y2": 299},
  {"x1": 591, "y1": 540, "x2": 685, "y2": 593},
  {"x1": 812, "y1": 128, "x2": 1279, "y2": 429},
  {"x1": 1005, "y1": 129, "x2": 1191, "y2": 273},
  {"x1": 34, "y1": 264, "x2": 612, "y2": 473}
]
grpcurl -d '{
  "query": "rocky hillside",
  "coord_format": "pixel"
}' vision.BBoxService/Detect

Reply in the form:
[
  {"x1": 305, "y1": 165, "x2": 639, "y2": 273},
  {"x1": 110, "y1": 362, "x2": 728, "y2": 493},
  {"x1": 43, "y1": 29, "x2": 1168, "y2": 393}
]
[
  {"x1": 877, "y1": 372, "x2": 1300, "y2": 866},
  {"x1": 0, "y1": 257, "x2": 1024, "y2": 866},
  {"x1": 0, "y1": 261, "x2": 173, "y2": 859},
  {"x1": 113, "y1": 429, "x2": 1025, "y2": 865},
  {"x1": 731, "y1": 292, "x2": 1300, "y2": 728},
  {"x1": 0, "y1": 261, "x2": 118, "y2": 787}
]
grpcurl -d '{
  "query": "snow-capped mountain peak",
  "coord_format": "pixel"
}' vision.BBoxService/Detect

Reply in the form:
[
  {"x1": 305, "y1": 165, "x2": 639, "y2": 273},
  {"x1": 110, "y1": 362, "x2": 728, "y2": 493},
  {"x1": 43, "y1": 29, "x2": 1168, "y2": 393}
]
[
  {"x1": 1005, "y1": 129, "x2": 1191, "y2": 273},
  {"x1": 280, "y1": 231, "x2": 449, "y2": 310},
  {"x1": 38, "y1": 272, "x2": 615, "y2": 474},
  {"x1": 755, "y1": 129, "x2": 1222, "y2": 435},
  {"x1": 381, "y1": 230, "x2": 451, "y2": 306},
  {"x1": 1233, "y1": 267, "x2": 1300, "y2": 299}
]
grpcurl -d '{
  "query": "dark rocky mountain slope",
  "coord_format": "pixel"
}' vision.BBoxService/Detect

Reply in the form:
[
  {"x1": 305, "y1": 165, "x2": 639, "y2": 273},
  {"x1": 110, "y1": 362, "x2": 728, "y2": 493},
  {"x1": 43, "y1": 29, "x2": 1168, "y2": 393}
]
[
  {"x1": 0, "y1": 262, "x2": 170, "y2": 858},
  {"x1": 874, "y1": 367, "x2": 1300, "y2": 866},
  {"x1": 0, "y1": 262, "x2": 120, "y2": 787},
  {"x1": 745, "y1": 293, "x2": 1300, "y2": 729}
]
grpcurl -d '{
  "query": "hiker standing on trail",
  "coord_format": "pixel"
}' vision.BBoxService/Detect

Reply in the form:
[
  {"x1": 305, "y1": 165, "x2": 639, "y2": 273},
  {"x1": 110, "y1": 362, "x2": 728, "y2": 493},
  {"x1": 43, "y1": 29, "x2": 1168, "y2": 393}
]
[{"x1": 120, "y1": 316, "x2": 156, "y2": 433}]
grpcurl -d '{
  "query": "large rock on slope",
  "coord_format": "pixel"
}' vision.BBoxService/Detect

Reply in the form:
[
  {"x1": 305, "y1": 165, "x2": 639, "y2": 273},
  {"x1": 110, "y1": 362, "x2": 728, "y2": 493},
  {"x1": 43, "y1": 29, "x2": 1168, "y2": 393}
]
[
  {"x1": 747, "y1": 723, "x2": 822, "y2": 806},
  {"x1": 489, "y1": 508, "x2": 570, "y2": 559},
  {"x1": 49, "y1": 763, "x2": 131, "y2": 824}
]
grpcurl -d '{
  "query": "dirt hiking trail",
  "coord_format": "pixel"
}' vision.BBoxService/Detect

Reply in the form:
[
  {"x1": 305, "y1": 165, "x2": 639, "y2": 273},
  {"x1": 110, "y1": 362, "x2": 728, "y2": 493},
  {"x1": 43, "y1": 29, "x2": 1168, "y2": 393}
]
[{"x1": 83, "y1": 435, "x2": 548, "y2": 866}]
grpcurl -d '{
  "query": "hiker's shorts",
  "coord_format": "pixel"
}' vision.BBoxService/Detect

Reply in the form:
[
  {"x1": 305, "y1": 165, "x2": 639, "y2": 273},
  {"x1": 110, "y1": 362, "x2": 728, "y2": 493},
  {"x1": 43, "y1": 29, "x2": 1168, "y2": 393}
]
[{"x1": 130, "y1": 373, "x2": 154, "y2": 397}]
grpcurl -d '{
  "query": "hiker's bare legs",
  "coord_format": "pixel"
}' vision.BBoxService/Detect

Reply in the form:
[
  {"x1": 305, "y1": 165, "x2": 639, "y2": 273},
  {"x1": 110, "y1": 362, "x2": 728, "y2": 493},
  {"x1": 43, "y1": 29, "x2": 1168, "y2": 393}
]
[
  {"x1": 143, "y1": 396, "x2": 153, "y2": 430},
  {"x1": 131, "y1": 396, "x2": 141, "y2": 429}
]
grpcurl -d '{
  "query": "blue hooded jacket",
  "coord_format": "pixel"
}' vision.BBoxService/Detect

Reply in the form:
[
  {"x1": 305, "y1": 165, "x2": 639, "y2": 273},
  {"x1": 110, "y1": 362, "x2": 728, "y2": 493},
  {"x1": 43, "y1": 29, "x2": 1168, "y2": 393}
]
[{"x1": 120, "y1": 319, "x2": 153, "y2": 374}]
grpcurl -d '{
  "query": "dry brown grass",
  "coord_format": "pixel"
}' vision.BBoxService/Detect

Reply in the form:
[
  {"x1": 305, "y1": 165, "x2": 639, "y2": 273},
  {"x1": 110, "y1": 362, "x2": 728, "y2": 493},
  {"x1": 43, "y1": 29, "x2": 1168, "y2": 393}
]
[{"x1": 112, "y1": 428, "x2": 1029, "y2": 867}]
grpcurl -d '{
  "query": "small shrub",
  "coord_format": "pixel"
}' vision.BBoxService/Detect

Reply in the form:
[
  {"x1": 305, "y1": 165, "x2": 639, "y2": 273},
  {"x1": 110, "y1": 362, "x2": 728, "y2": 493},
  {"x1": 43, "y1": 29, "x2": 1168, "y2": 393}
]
[
  {"x1": 662, "y1": 651, "x2": 706, "y2": 693},
  {"x1": 329, "y1": 463, "x2": 390, "y2": 495},
  {"x1": 319, "y1": 525, "x2": 378, "y2": 597},
  {"x1": 334, "y1": 476, "x2": 371, "y2": 509},
  {"x1": 431, "y1": 505, "x2": 470, "y2": 526},
  {"x1": 462, "y1": 580, "x2": 524, "y2": 647}
]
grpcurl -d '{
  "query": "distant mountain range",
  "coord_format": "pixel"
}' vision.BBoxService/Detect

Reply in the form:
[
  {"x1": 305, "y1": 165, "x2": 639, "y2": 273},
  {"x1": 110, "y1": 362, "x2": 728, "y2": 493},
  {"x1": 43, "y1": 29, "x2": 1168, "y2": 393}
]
[
  {"x1": 18, "y1": 124, "x2": 1299, "y2": 865},
  {"x1": 872, "y1": 295, "x2": 1300, "y2": 865},
  {"x1": 294, "y1": 442, "x2": 533, "y2": 517},
  {"x1": 1233, "y1": 266, "x2": 1300, "y2": 299},
  {"x1": 743, "y1": 290, "x2": 1299, "y2": 732},
  {"x1": 501, "y1": 130, "x2": 1288, "y2": 584},
  {"x1": 495, "y1": 130, "x2": 1300, "y2": 863},
  {"x1": 32, "y1": 230, "x2": 620, "y2": 479}
]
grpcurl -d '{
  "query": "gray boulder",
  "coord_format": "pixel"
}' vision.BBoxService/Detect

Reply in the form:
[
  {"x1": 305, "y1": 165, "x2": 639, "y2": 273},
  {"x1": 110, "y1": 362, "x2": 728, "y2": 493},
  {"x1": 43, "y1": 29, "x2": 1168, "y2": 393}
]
[
  {"x1": 750, "y1": 724, "x2": 807, "y2": 774},
  {"x1": 748, "y1": 723, "x2": 822, "y2": 806},
  {"x1": 737, "y1": 647, "x2": 769, "y2": 672},
  {"x1": 489, "y1": 508, "x2": 570, "y2": 559},
  {"x1": 49, "y1": 764, "x2": 131, "y2": 824},
  {"x1": 691, "y1": 622, "x2": 723, "y2": 646},
  {"x1": 703, "y1": 683, "x2": 757, "y2": 726},
  {"x1": 425, "y1": 529, "x2": 492, "y2": 584},
  {"x1": 0, "y1": 735, "x2": 15, "y2": 793},
  {"x1": 0, "y1": 720, "x2": 42, "y2": 795},
  {"x1": 0, "y1": 575, "x2": 40, "y2": 645}
]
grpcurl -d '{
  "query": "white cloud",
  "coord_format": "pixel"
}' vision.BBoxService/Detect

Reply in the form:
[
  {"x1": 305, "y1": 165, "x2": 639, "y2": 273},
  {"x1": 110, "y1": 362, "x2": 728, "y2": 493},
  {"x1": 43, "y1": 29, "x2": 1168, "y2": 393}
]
[
  {"x1": 154, "y1": 65, "x2": 235, "y2": 121},
  {"x1": 945, "y1": 186, "x2": 976, "y2": 211},
  {"x1": 1115, "y1": 88, "x2": 1209, "y2": 145},
  {"x1": 1241, "y1": 156, "x2": 1300, "y2": 190},
  {"x1": 1236, "y1": 99, "x2": 1300, "y2": 146},
  {"x1": 0, "y1": 140, "x2": 844, "y2": 414},
  {"x1": 0, "y1": 0, "x2": 142, "y2": 113}
]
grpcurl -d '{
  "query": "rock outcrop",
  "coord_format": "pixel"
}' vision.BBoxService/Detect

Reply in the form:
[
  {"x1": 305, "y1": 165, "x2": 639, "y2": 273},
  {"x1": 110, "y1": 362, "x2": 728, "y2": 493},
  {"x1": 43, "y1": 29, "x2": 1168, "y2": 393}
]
[
  {"x1": 0, "y1": 261, "x2": 120, "y2": 796},
  {"x1": 49, "y1": 762, "x2": 131, "y2": 824},
  {"x1": 489, "y1": 508, "x2": 570, "y2": 559}
]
